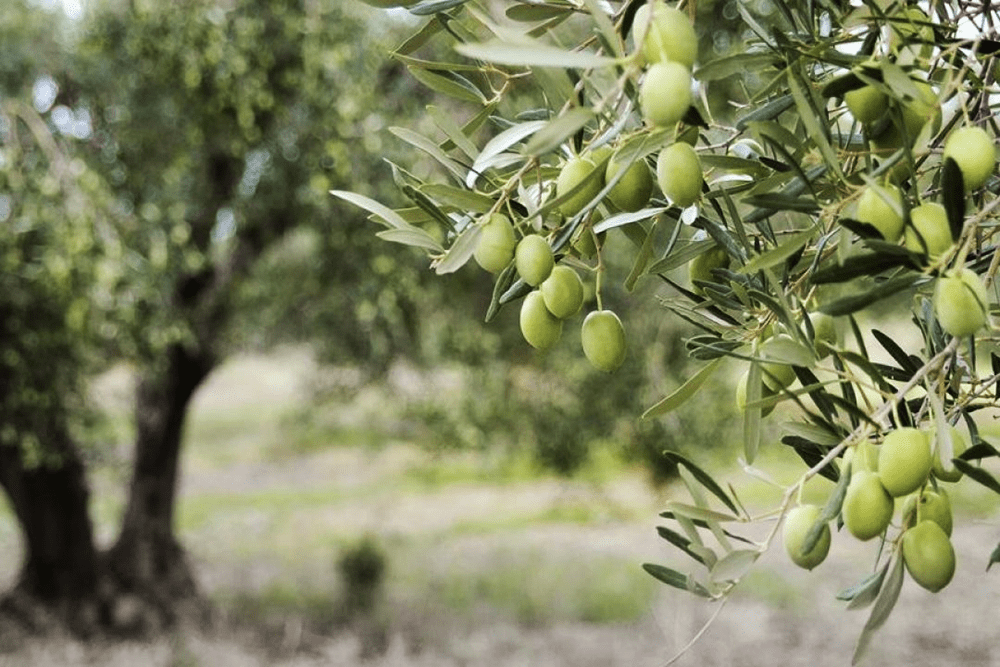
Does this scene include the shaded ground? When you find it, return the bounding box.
[0,347,997,666]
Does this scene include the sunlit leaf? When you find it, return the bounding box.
[643,358,723,419]
[852,556,904,665]
[456,39,619,69]
[710,549,760,583]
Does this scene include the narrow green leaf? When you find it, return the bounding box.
[852,556,904,665]
[433,225,479,274]
[952,460,1000,495]
[506,4,571,21]
[741,194,819,212]
[421,184,496,213]
[837,562,889,610]
[941,157,965,241]
[736,95,794,130]
[331,190,411,230]
[642,358,723,419]
[469,120,546,185]
[872,329,920,375]
[376,228,444,252]
[664,502,738,523]
[743,360,762,464]
[710,549,760,583]
[523,107,595,156]
[988,542,1000,571]
[455,39,619,69]
[642,563,712,598]
[390,126,467,183]
[663,451,739,515]
[818,275,925,316]
[656,525,707,565]
[580,0,620,58]
[788,68,844,180]
[594,207,665,234]
[802,462,849,555]
[739,226,816,275]
[407,67,486,104]
[427,105,479,159]
[409,0,470,16]
[696,52,780,82]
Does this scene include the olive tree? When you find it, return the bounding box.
[339,0,1000,661]
[0,0,438,633]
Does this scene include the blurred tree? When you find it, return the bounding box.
[67,0,430,621]
[0,0,449,632]
[0,0,132,631]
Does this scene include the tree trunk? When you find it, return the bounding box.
[105,342,215,628]
[0,434,103,634]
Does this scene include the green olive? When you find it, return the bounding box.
[943,126,996,191]
[473,213,517,273]
[902,520,956,593]
[842,470,894,541]
[783,504,831,570]
[877,427,932,497]
[855,184,904,243]
[632,1,698,67]
[640,61,692,128]
[934,267,989,338]
[903,202,952,260]
[556,156,603,217]
[581,310,627,372]
[540,265,585,319]
[519,290,562,350]
[515,234,555,287]
[656,142,702,208]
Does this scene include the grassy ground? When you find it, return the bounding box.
[0,346,998,666]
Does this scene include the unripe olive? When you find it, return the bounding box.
[581,310,626,372]
[540,265,584,319]
[842,470,894,541]
[878,427,932,497]
[934,268,989,338]
[903,202,952,259]
[606,154,654,212]
[688,244,729,293]
[783,504,831,570]
[943,126,996,191]
[632,2,698,67]
[855,184,904,242]
[473,213,517,273]
[902,520,956,593]
[758,334,797,392]
[656,142,702,208]
[515,234,554,286]
[639,61,692,128]
[556,156,603,217]
[931,425,967,483]
[809,311,837,357]
[519,290,562,350]
[901,487,953,536]
[845,84,887,126]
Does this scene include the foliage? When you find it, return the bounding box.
[341,0,1000,662]
[0,1,121,464]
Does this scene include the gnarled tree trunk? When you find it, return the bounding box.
[0,433,102,635]
[105,341,215,628]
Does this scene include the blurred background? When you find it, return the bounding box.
[0,1,996,665]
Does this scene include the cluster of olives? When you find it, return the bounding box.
[632,1,704,208]
[845,35,996,339]
[472,214,627,372]
[852,122,996,338]
[784,425,967,593]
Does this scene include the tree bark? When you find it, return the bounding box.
[105,341,215,624]
[0,434,102,634]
